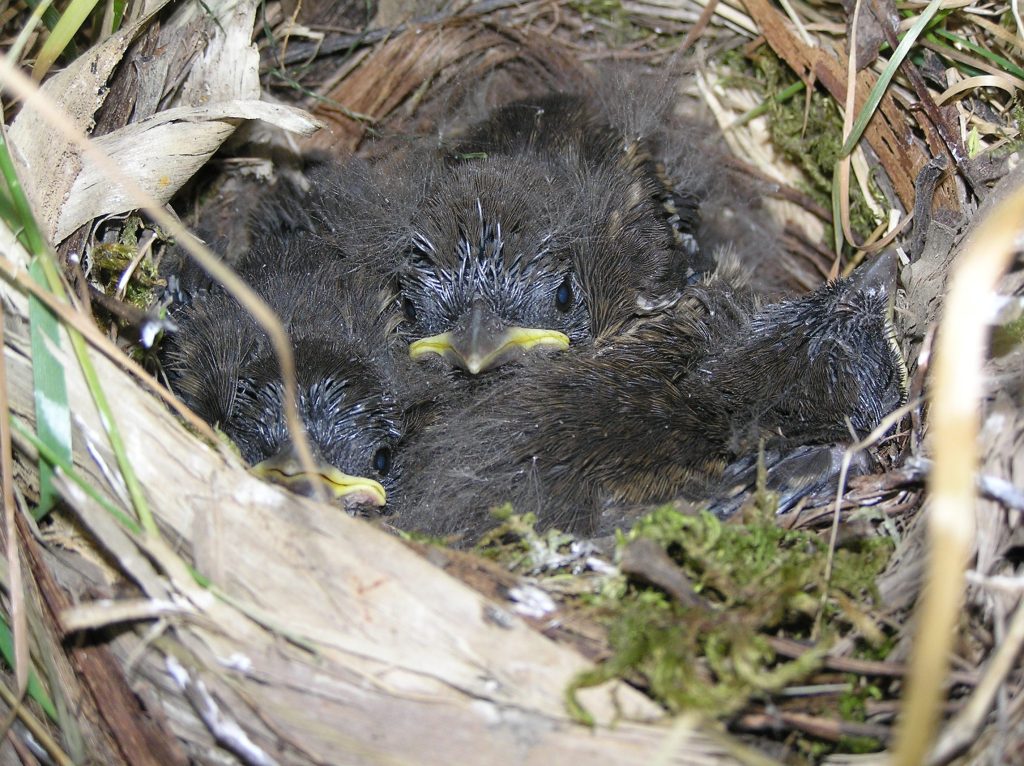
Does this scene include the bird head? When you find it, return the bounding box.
[165,245,421,512]
[228,340,403,510]
[684,251,909,449]
[397,158,590,374]
[806,249,908,435]
[392,132,692,374]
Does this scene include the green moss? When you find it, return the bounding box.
[458,494,894,749]
[829,538,893,603]
[831,680,885,751]
[853,632,897,662]
[839,677,883,719]
[90,215,167,310]
[838,735,884,754]
[991,313,1024,357]
[720,50,880,243]
[473,507,579,572]
[568,502,894,722]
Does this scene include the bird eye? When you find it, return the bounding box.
[402,297,417,322]
[555,276,573,313]
[372,446,392,476]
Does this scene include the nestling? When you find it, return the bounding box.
[164,232,421,511]
[381,92,718,374]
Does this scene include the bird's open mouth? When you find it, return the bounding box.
[253,455,387,508]
[409,326,570,374]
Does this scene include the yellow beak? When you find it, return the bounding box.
[253,445,386,508]
[409,327,570,373]
[408,301,569,374]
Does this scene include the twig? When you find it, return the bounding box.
[680,0,723,51]
[873,0,976,197]
[735,710,891,743]
[903,457,1024,512]
[767,636,980,686]
[813,398,919,640]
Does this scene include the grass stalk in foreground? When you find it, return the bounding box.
[0,126,72,520]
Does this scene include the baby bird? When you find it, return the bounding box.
[164,231,421,511]
[397,253,907,541]
[382,92,715,375]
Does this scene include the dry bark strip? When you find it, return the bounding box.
[8,0,318,245]
[305,25,584,153]
[307,25,501,150]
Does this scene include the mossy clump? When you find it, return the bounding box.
[991,313,1024,357]
[834,678,885,753]
[90,215,167,310]
[568,502,895,721]
[567,0,663,46]
[719,49,882,244]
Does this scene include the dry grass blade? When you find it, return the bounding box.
[0,679,72,766]
[838,0,945,159]
[891,170,1024,766]
[814,398,920,639]
[936,75,1019,105]
[54,99,318,242]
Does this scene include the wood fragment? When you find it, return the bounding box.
[735,710,890,743]
[620,537,703,607]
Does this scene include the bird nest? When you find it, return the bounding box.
[0,0,1022,764]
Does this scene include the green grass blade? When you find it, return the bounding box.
[931,28,1024,81]
[111,0,128,33]
[23,0,65,35]
[10,417,142,535]
[27,261,72,519]
[31,0,102,80]
[0,130,153,534]
[921,40,984,78]
[0,131,72,520]
[730,80,806,129]
[840,0,945,158]
[0,186,20,227]
[0,615,59,722]
[0,130,46,255]
[47,275,158,535]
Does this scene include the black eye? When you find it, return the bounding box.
[555,276,573,313]
[372,446,392,476]
[402,297,417,322]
